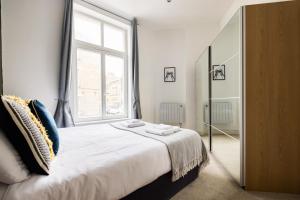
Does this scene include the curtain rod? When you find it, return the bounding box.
[81,0,133,23]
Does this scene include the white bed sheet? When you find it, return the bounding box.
[0,124,171,200]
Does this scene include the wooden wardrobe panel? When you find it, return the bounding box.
[245,1,300,193]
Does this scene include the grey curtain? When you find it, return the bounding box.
[131,18,142,119]
[54,0,74,128]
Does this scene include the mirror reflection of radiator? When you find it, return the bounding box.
[160,103,185,126]
[204,102,233,124]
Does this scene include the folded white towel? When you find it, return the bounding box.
[146,126,181,136]
[154,124,173,130]
[121,121,145,128]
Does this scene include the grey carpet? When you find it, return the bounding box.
[172,136,300,200]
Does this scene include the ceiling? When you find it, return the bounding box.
[88,0,235,29]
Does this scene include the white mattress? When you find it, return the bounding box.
[0,124,171,200]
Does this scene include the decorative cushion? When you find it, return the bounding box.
[0,129,30,184]
[29,100,59,155]
[0,96,54,175]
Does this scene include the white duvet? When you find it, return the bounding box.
[0,124,171,200]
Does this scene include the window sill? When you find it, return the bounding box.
[74,118,130,127]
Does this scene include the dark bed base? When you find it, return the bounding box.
[121,166,200,200]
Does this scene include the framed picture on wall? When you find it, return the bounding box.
[212,65,226,80]
[164,67,176,82]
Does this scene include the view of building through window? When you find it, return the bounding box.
[73,4,129,122]
[105,55,125,116]
[76,48,102,118]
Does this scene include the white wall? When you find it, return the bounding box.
[138,28,186,124]
[138,27,157,122]
[2,0,64,114]
[1,0,220,130]
[138,24,219,129]
[152,30,187,124]
[2,0,257,131]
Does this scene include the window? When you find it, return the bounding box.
[73,2,130,123]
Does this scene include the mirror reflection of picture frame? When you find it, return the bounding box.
[212,65,226,80]
[164,67,176,82]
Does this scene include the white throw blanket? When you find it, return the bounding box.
[111,122,209,182]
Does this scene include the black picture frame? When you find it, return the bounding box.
[212,65,226,80]
[164,67,176,82]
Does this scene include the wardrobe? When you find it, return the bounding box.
[196,0,300,193]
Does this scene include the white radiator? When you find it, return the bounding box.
[204,101,233,124]
[160,103,185,126]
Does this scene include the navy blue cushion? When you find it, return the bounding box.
[29,100,59,155]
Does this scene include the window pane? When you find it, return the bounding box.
[104,24,125,52]
[77,48,101,118]
[105,55,125,116]
[74,12,101,45]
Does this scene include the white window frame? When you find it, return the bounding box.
[72,0,132,124]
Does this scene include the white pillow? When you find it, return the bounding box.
[0,129,30,184]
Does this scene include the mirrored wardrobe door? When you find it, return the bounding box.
[210,9,243,184]
[195,48,210,150]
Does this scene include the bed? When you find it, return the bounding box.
[0,123,208,200]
